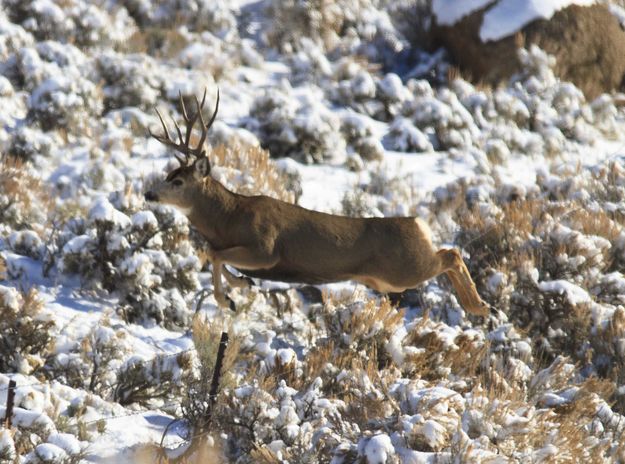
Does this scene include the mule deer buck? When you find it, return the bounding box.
[144,91,489,316]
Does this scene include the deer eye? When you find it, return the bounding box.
[172,179,183,186]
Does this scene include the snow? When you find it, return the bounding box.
[433,0,597,42]
[432,0,493,26]
[609,4,625,27]
[88,197,131,228]
[481,0,596,41]
[421,420,447,449]
[359,433,395,463]
[132,210,158,230]
[538,280,592,306]
[1,1,625,461]
[30,443,67,461]
[0,284,20,310]
[0,429,15,457]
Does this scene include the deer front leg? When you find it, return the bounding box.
[209,246,279,309]
[210,261,234,309]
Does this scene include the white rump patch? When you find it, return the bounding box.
[415,218,433,245]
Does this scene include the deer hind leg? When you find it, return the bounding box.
[436,248,489,316]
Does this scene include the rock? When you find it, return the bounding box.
[430,3,625,99]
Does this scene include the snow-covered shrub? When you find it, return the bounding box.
[48,317,131,397]
[4,0,73,43]
[0,376,89,462]
[7,126,55,161]
[5,43,102,131]
[511,46,606,145]
[247,86,347,164]
[182,319,239,433]
[341,189,383,218]
[334,69,412,122]
[0,158,50,232]
[286,37,333,85]
[265,0,407,66]
[341,112,384,161]
[342,170,421,218]
[28,72,102,131]
[357,433,398,463]
[215,373,354,463]
[59,196,200,327]
[411,87,479,150]
[4,0,133,47]
[122,0,238,38]
[335,69,383,117]
[113,350,193,406]
[7,230,44,260]
[323,298,404,370]
[0,286,55,375]
[401,319,487,380]
[264,0,346,52]
[97,52,161,111]
[452,186,625,371]
[384,117,433,152]
[0,11,35,61]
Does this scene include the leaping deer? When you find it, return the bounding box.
[144,91,489,316]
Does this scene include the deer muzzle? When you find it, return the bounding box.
[144,190,159,202]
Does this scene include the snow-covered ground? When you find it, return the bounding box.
[2,0,625,463]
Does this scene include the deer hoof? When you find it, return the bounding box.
[228,296,236,312]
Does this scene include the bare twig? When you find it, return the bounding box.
[4,380,16,429]
[206,331,229,425]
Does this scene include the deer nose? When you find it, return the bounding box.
[144,191,158,202]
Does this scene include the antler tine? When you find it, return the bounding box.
[149,108,186,165]
[150,107,170,142]
[183,95,201,151]
[195,89,220,155]
[206,88,220,132]
[149,89,219,165]
[178,91,189,122]
[171,117,189,164]
[199,88,207,111]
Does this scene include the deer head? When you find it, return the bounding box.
[144,89,219,210]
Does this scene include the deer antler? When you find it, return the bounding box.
[149,88,220,166]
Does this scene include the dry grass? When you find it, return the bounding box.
[464,360,615,462]
[0,287,55,374]
[132,436,225,464]
[323,297,405,369]
[181,318,242,439]
[209,144,296,203]
[0,157,52,230]
[405,324,489,382]
[121,27,189,58]
[265,0,344,52]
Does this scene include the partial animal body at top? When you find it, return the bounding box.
[144,90,489,316]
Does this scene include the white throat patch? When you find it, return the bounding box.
[177,206,193,216]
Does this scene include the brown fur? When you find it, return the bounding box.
[145,165,489,315]
[145,91,488,316]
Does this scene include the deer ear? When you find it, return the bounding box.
[194,156,211,178]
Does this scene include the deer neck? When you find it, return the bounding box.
[186,179,239,245]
